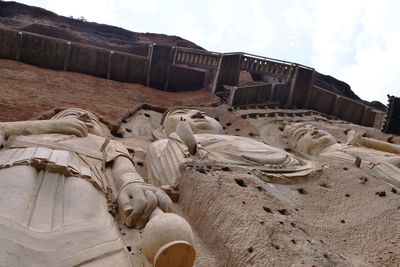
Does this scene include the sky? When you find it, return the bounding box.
[14,0,400,104]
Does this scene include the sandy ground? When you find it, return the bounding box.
[1,59,400,266]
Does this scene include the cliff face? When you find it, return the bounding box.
[0,1,385,110]
[315,72,386,111]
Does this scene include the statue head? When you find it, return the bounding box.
[284,123,337,155]
[52,108,104,136]
[161,107,224,136]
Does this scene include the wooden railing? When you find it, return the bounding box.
[175,47,221,69]
[240,53,295,81]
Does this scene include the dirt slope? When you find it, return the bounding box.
[0,59,218,123]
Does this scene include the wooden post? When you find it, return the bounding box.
[287,65,299,107]
[146,43,154,86]
[211,54,223,95]
[107,50,113,80]
[235,53,243,86]
[332,95,342,117]
[164,46,177,91]
[269,84,276,102]
[358,104,367,125]
[16,32,23,61]
[63,41,71,71]
[227,86,238,106]
[304,69,316,108]
[329,94,340,116]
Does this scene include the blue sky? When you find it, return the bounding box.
[14,0,400,104]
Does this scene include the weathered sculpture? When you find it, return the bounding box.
[146,108,319,187]
[0,108,195,267]
[284,123,400,188]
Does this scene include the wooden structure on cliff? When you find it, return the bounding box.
[0,27,385,129]
[382,95,400,135]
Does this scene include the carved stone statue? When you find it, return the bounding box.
[145,108,319,187]
[0,108,195,267]
[284,123,400,188]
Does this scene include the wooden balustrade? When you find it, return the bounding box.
[175,48,221,70]
[240,54,294,81]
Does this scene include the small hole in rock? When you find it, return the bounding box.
[291,239,296,244]
[136,162,143,167]
[235,128,240,131]
[197,168,206,174]
[274,245,280,250]
[279,221,284,225]
[278,209,289,215]
[226,122,232,126]
[263,207,273,213]
[227,108,233,112]
[144,113,150,117]
[125,128,132,132]
[127,246,131,252]
[340,219,345,223]
[242,201,246,204]
[222,166,231,172]
[323,253,329,259]
[290,222,296,227]
[297,188,307,195]
[234,178,247,187]
[256,186,265,192]
[343,167,348,170]
[248,247,254,253]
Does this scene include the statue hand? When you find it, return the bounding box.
[49,119,88,137]
[118,183,171,229]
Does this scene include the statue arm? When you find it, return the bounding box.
[111,156,171,229]
[358,137,400,154]
[175,120,196,155]
[0,119,88,138]
[347,130,400,154]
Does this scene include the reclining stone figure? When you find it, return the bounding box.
[145,107,319,188]
[0,108,195,267]
[284,123,400,189]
